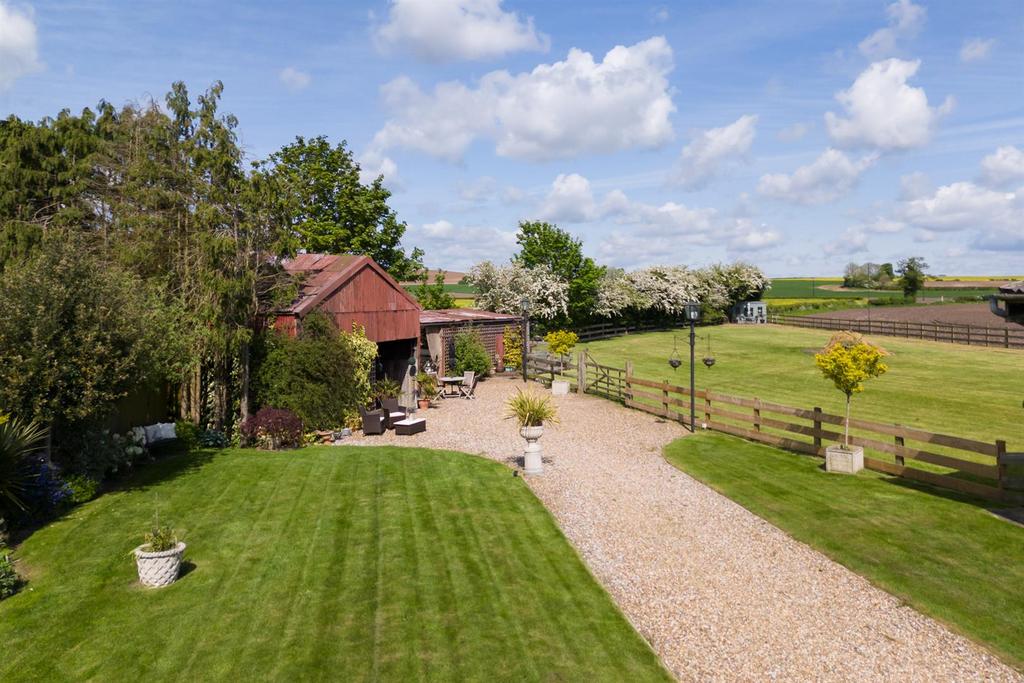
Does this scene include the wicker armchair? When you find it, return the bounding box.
[380,397,408,429]
[359,406,386,435]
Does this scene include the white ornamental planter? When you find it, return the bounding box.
[520,425,545,475]
[134,542,186,588]
[825,444,864,474]
[550,380,570,396]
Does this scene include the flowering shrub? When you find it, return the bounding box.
[0,542,19,599]
[503,325,523,370]
[468,261,569,320]
[19,458,72,516]
[241,408,303,450]
[64,474,100,504]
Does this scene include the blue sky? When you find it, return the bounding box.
[1,0,1022,276]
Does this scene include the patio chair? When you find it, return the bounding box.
[380,397,408,429]
[359,406,386,435]
[460,371,478,399]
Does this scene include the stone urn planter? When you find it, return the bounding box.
[417,398,431,410]
[825,444,864,474]
[134,542,187,588]
[550,379,570,396]
[520,425,545,475]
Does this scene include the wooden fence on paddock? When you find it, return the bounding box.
[575,321,692,343]
[526,350,1023,504]
[772,314,1024,349]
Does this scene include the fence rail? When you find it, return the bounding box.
[527,350,1021,504]
[772,314,1024,349]
[574,321,687,343]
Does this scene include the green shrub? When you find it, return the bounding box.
[142,525,178,552]
[868,296,916,306]
[0,543,19,599]
[65,474,100,505]
[416,373,439,401]
[254,312,377,430]
[454,329,491,377]
[544,330,579,358]
[503,325,523,370]
[175,421,200,451]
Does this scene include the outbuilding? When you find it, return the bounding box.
[275,253,422,386]
[419,308,523,375]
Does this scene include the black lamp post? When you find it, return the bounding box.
[520,297,531,383]
[683,302,702,431]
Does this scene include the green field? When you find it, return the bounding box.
[0,447,668,681]
[765,278,997,300]
[665,432,1024,669]
[579,325,1023,446]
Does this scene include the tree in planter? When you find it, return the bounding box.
[454,329,491,377]
[814,332,889,448]
[544,330,578,371]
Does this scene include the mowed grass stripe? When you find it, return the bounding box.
[1,447,668,681]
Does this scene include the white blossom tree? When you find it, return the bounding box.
[697,262,770,313]
[468,261,569,320]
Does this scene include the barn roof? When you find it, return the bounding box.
[280,253,420,317]
[999,281,1024,294]
[420,308,522,326]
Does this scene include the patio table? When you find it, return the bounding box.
[439,376,464,398]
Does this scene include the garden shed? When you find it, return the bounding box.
[420,309,522,374]
[275,254,422,386]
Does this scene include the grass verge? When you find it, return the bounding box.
[664,432,1024,670]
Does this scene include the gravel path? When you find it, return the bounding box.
[353,376,1020,681]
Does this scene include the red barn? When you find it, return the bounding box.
[274,253,421,386]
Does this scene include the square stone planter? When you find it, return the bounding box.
[825,444,864,474]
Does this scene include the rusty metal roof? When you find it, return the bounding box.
[419,308,522,326]
[999,281,1024,294]
[279,253,420,316]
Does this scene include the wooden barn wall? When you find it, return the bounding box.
[318,266,420,342]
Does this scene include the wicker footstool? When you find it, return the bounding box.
[393,418,426,436]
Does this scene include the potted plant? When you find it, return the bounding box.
[133,524,186,588]
[544,330,578,395]
[814,332,889,474]
[416,372,438,409]
[505,388,559,475]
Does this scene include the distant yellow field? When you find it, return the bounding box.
[929,275,1023,282]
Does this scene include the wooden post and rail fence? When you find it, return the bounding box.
[525,349,1023,504]
[771,314,1024,349]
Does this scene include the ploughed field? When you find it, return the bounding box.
[0,447,669,682]
[811,302,1018,328]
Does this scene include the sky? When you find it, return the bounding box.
[1,0,1022,276]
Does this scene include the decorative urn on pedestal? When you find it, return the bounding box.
[505,389,559,476]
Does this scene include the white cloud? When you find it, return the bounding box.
[899,171,932,199]
[357,150,400,187]
[368,37,676,162]
[539,173,629,223]
[823,227,870,256]
[408,220,518,268]
[0,1,42,90]
[758,148,877,204]
[825,59,953,150]
[979,146,1024,188]
[914,228,937,242]
[899,181,1022,233]
[278,67,311,91]
[776,122,809,142]
[457,176,498,201]
[672,114,758,188]
[858,0,925,58]
[374,0,549,62]
[728,224,782,249]
[864,217,906,233]
[960,38,995,63]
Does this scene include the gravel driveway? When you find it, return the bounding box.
[353,375,1020,681]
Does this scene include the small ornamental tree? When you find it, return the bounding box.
[503,325,523,370]
[544,330,579,370]
[454,328,491,377]
[814,332,889,447]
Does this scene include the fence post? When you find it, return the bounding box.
[1006,329,1010,349]
[996,440,1007,493]
[813,407,822,450]
[704,390,712,427]
[662,380,670,419]
[577,351,586,394]
[894,434,905,466]
[753,398,761,432]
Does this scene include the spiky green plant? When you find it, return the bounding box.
[0,416,48,515]
[504,389,560,428]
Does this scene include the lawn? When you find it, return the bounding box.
[664,432,1024,670]
[578,325,1023,446]
[765,278,997,300]
[0,447,669,682]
